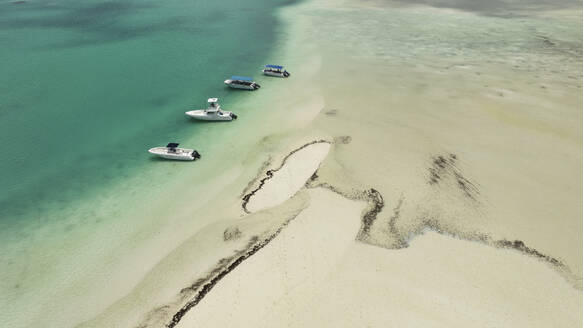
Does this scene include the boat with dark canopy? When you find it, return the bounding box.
[224,76,260,90]
[262,64,290,77]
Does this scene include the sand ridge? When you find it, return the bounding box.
[242,139,332,213]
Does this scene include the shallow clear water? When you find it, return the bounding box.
[0,0,287,230]
[0,0,293,326]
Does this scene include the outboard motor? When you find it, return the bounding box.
[283,71,290,77]
[191,150,201,160]
[230,113,238,119]
[253,83,261,90]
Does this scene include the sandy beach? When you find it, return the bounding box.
[71,0,583,327]
[178,192,583,327]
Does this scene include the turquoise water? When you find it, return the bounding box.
[0,0,294,326]
[0,0,287,229]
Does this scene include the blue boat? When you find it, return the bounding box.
[224,75,260,90]
[262,64,290,77]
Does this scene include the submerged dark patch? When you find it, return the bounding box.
[335,135,352,144]
[0,1,155,29]
[223,227,242,241]
[428,153,479,201]
[536,35,556,48]
[0,1,193,48]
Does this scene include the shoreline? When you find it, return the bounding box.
[0,0,315,327]
[75,0,332,325]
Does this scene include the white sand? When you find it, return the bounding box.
[176,188,366,327]
[177,188,583,328]
[246,142,331,213]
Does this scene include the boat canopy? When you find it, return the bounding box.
[208,98,218,103]
[167,143,179,148]
[265,64,283,69]
[231,76,253,81]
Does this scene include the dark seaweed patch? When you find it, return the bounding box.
[398,217,569,276]
[494,239,565,268]
[335,135,352,144]
[306,155,579,289]
[240,158,272,198]
[306,173,385,242]
[308,171,319,183]
[388,195,407,248]
[358,189,384,238]
[167,210,303,328]
[223,227,242,241]
[428,153,479,201]
[536,35,556,47]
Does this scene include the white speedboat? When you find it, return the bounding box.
[224,76,260,90]
[185,98,237,121]
[148,143,201,161]
[262,64,290,77]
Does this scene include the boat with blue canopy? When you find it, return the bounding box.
[262,64,290,77]
[224,75,260,90]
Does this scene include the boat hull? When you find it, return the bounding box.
[148,147,198,161]
[185,110,236,121]
[262,69,290,77]
[224,80,260,90]
[156,154,194,161]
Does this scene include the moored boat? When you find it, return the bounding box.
[224,76,260,90]
[262,64,290,77]
[185,98,237,121]
[148,143,201,161]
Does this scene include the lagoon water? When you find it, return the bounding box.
[0,0,293,326]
